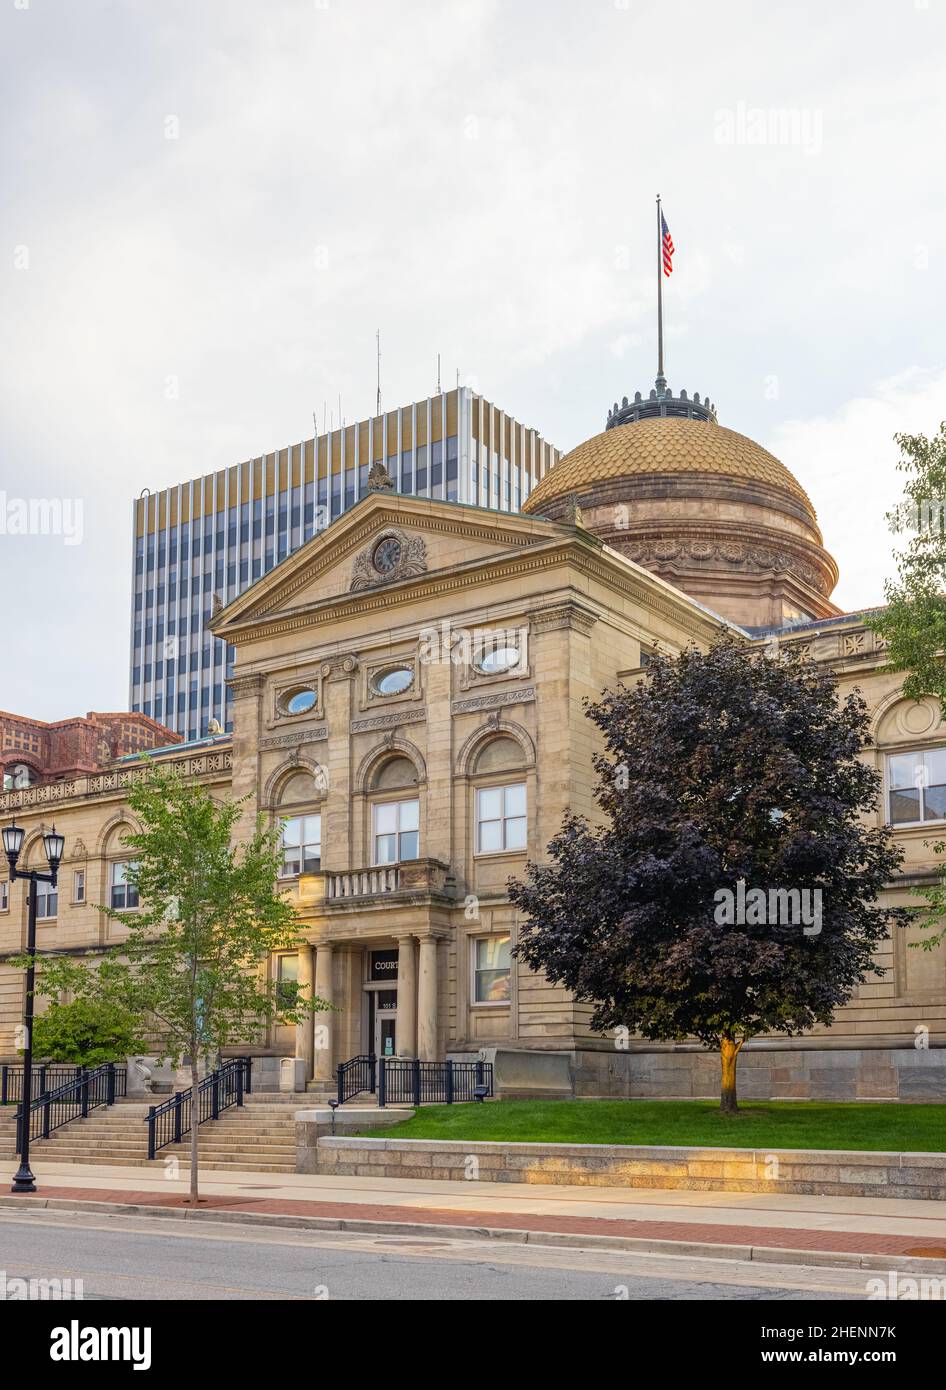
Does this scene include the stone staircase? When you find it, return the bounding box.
[0,1104,19,1161]
[0,1094,305,1174]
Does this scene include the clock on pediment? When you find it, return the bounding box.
[350,528,427,591]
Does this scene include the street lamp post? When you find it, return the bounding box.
[3,819,64,1193]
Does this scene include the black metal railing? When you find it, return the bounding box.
[375,1058,492,1108]
[1,1063,93,1106]
[337,1053,377,1105]
[146,1057,252,1159]
[15,1062,128,1146]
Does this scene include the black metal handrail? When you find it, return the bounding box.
[337,1053,376,1105]
[15,1062,128,1146]
[146,1056,252,1159]
[1,1063,93,1106]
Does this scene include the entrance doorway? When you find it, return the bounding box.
[375,1007,397,1059]
[365,948,400,1058]
[367,988,398,1057]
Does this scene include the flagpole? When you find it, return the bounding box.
[656,193,665,391]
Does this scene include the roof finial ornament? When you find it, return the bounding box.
[367,460,395,492]
[562,493,586,528]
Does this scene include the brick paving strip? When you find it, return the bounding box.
[8,1184,946,1265]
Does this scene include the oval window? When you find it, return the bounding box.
[285,688,317,715]
[477,647,521,675]
[374,667,414,697]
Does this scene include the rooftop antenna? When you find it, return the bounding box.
[338,393,342,429]
[376,329,381,415]
[322,402,327,433]
[437,353,441,395]
[456,368,460,390]
[312,411,318,437]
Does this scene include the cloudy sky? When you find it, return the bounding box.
[2,0,944,722]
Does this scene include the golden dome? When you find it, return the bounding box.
[523,416,817,519]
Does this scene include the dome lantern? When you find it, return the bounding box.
[606,377,717,429]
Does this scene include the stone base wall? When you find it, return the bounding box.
[573,1046,946,1102]
[295,1106,414,1173]
[313,1137,946,1200]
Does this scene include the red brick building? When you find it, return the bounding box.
[0,710,180,789]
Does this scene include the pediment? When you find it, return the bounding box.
[211,493,566,638]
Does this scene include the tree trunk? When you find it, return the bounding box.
[720,1036,742,1114]
[189,1058,200,1203]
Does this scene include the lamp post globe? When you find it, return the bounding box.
[2,819,24,866]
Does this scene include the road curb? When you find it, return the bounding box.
[2,1194,945,1276]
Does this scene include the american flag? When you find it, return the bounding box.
[661,213,675,277]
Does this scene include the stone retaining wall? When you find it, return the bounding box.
[574,1046,946,1101]
[312,1137,946,1200]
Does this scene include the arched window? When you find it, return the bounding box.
[369,756,421,865]
[472,736,529,856]
[276,768,326,877]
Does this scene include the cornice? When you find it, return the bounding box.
[219,537,729,648]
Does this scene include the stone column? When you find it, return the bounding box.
[417,935,439,1062]
[396,935,417,1058]
[320,655,358,866]
[227,672,265,844]
[295,944,316,1081]
[313,942,335,1083]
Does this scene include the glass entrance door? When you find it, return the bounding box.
[375,1010,397,1059]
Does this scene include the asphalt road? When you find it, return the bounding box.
[0,1208,871,1301]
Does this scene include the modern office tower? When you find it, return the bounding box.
[129,387,562,739]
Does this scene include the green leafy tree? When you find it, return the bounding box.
[27,763,324,1202]
[867,422,946,949]
[510,639,907,1113]
[28,997,146,1068]
[869,422,946,710]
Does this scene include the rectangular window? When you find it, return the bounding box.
[473,936,511,1004]
[0,880,8,912]
[476,783,527,853]
[36,879,57,920]
[888,748,946,824]
[110,861,140,910]
[280,815,322,877]
[73,869,85,904]
[373,798,419,865]
[276,953,299,1009]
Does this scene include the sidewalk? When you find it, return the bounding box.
[4,1158,946,1269]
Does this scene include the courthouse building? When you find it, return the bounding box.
[2,379,944,1099]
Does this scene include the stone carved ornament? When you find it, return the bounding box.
[619,537,826,595]
[350,528,428,592]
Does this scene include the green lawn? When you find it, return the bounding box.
[359,1099,946,1152]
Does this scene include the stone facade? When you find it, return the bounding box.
[0,481,944,1099]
